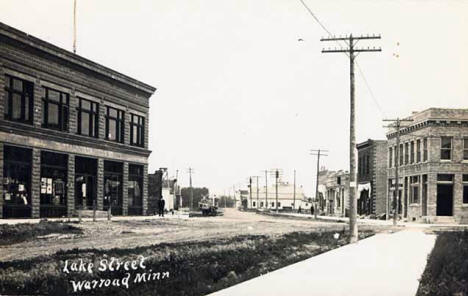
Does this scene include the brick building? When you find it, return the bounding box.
[357,139,388,217]
[317,169,349,217]
[0,23,156,218]
[387,108,468,223]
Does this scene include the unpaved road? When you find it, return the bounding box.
[0,209,388,262]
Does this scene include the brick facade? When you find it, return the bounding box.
[387,108,468,223]
[0,22,155,218]
[357,139,388,217]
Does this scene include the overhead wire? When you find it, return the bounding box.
[297,0,385,118]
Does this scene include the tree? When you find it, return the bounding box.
[180,187,209,208]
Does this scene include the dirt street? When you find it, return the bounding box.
[0,209,380,262]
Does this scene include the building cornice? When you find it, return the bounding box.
[0,22,156,97]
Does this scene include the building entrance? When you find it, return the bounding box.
[436,184,453,216]
[75,157,97,210]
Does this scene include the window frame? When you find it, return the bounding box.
[416,139,421,163]
[4,75,34,124]
[105,106,125,143]
[440,136,452,161]
[42,87,69,131]
[130,113,145,147]
[463,175,468,204]
[464,138,468,161]
[77,97,99,138]
[423,138,428,162]
[410,141,415,164]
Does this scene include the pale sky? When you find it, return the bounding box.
[1,0,467,196]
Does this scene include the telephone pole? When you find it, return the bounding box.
[383,118,413,226]
[251,176,260,209]
[321,34,381,243]
[293,169,296,211]
[188,168,194,211]
[275,170,279,213]
[249,177,252,209]
[262,170,269,210]
[310,149,328,219]
[73,0,77,53]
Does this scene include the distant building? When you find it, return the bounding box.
[148,170,180,213]
[357,139,388,217]
[0,23,156,218]
[246,180,309,211]
[317,170,349,217]
[386,108,468,223]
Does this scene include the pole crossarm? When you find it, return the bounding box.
[320,35,381,42]
[321,32,381,243]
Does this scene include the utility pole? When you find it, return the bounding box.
[293,169,296,211]
[310,149,328,219]
[250,176,260,209]
[188,168,194,212]
[73,0,77,53]
[321,34,381,243]
[383,118,413,226]
[262,170,268,210]
[249,177,252,209]
[275,169,279,213]
[175,170,180,208]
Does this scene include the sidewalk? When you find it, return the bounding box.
[0,212,190,225]
[210,229,436,296]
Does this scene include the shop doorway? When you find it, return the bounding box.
[436,184,453,216]
[75,157,97,210]
[104,161,123,215]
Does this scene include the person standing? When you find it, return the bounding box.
[159,197,165,217]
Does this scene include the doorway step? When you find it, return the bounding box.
[433,216,456,224]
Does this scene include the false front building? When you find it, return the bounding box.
[387,108,468,223]
[0,23,156,218]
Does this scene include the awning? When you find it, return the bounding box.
[357,182,371,199]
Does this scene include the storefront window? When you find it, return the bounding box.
[128,164,143,215]
[40,151,67,217]
[2,146,32,218]
[104,161,123,215]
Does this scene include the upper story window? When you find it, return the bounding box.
[463,175,468,204]
[77,98,99,138]
[42,87,69,131]
[416,139,421,163]
[440,136,452,160]
[464,138,468,161]
[389,147,393,168]
[105,106,124,143]
[130,114,145,147]
[366,155,370,174]
[399,144,403,166]
[404,143,409,165]
[4,75,33,124]
[410,141,415,164]
[423,138,428,161]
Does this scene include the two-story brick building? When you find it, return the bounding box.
[0,22,156,218]
[357,139,388,218]
[387,108,468,223]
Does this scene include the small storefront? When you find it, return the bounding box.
[104,160,123,215]
[75,156,97,210]
[2,145,32,218]
[128,164,143,215]
[40,151,67,217]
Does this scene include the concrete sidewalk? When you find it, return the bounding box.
[0,212,190,224]
[210,229,436,296]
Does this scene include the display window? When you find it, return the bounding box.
[2,146,32,218]
[40,151,67,217]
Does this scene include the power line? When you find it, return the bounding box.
[297,0,385,118]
